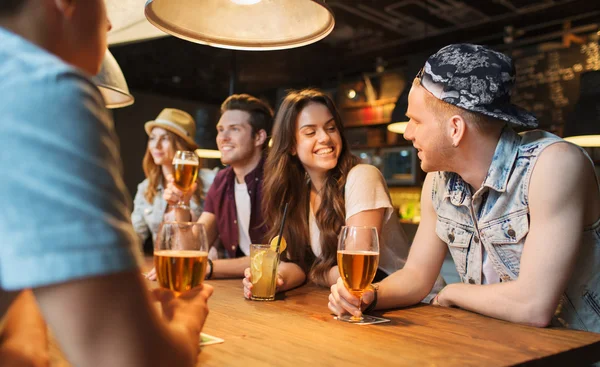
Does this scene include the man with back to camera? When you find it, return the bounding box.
[0,1,213,366]
[329,43,600,332]
[156,94,274,280]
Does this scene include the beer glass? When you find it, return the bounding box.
[337,226,380,323]
[172,150,199,210]
[154,222,209,294]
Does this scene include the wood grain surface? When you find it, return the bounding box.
[48,258,600,367]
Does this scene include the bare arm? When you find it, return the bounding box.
[277,261,307,291]
[329,173,448,316]
[211,256,249,279]
[438,143,595,327]
[33,271,212,367]
[198,211,219,247]
[0,290,48,367]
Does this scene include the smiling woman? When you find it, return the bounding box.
[248,88,442,301]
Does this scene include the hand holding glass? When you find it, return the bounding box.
[337,226,380,323]
[172,150,199,210]
[154,221,209,294]
[250,244,280,301]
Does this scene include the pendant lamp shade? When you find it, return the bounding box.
[106,0,168,45]
[144,0,335,51]
[388,87,410,134]
[195,149,222,159]
[92,50,135,109]
[563,70,600,147]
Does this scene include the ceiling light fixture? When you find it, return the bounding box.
[106,0,168,46]
[195,149,222,159]
[387,122,408,134]
[387,86,410,135]
[230,0,262,5]
[91,50,135,109]
[144,0,335,51]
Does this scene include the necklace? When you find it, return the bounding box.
[312,183,325,196]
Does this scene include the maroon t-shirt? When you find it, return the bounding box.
[204,158,266,258]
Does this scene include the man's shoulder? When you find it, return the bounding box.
[534,141,591,176]
[518,130,562,152]
[212,166,234,185]
[0,30,101,113]
[205,166,233,201]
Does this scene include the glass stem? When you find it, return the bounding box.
[358,294,363,316]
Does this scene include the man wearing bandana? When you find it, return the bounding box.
[329,44,600,333]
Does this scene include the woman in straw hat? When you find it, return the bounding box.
[132,108,204,248]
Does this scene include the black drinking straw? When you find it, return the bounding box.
[275,202,289,252]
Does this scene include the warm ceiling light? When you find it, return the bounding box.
[388,86,410,134]
[195,149,222,159]
[388,122,408,134]
[230,0,262,4]
[563,135,600,147]
[144,0,335,51]
[106,0,168,45]
[91,50,134,109]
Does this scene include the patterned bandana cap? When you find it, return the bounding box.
[418,43,538,128]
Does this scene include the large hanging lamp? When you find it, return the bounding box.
[91,50,135,109]
[195,149,222,159]
[144,0,335,51]
[387,87,410,134]
[563,70,600,147]
[106,0,168,45]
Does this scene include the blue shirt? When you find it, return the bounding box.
[0,27,140,290]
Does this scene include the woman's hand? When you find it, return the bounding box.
[328,277,375,318]
[430,285,452,307]
[242,267,284,300]
[145,267,157,281]
[163,174,196,206]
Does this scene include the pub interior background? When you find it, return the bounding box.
[107,0,600,281]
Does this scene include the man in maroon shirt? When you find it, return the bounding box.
[163,94,273,279]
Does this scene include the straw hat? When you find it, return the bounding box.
[145,108,198,149]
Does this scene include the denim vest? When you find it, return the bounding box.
[432,126,600,332]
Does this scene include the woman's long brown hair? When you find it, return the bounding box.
[142,130,203,205]
[262,89,358,286]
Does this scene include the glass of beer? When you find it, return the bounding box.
[172,150,199,210]
[337,226,380,323]
[154,222,209,294]
[250,244,280,301]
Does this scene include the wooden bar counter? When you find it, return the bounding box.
[50,272,600,366]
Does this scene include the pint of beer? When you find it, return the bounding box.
[336,226,380,323]
[171,150,199,210]
[154,222,209,293]
[173,156,199,191]
[337,250,379,297]
[155,250,208,292]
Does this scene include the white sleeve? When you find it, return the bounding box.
[344,164,393,221]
